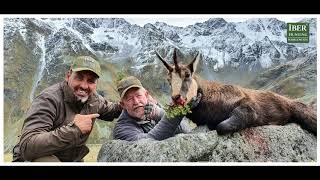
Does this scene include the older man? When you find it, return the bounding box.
[113,76,201,141]
[12,56,122,162]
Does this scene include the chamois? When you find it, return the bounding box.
[156,48,317,136]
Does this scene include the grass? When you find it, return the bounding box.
[84,144,103,162]
[4,144,103,163]
[275,77,305,99]
[4,153,12,162]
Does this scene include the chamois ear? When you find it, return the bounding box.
[188,51,201,74]
[155,51,173,72]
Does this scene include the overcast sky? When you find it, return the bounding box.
[125,16,307,27]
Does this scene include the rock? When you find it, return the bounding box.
[97,123,316,162]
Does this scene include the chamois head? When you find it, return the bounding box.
[156,48,201,105]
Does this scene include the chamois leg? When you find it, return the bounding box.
[216,115,246,135]
[216,103,257,135]
[290,101,317,135]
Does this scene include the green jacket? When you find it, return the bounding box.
[12,81,122,162]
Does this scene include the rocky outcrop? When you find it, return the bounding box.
[97,123,316,162]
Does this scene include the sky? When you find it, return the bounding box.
[125,16,307,27]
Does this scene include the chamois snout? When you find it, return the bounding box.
[172,94,186,106]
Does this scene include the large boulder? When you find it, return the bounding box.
[97,123,316,162]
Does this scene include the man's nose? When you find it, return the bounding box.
[79,81,89,89]
[132,97,140,104]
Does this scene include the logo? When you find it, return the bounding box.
[287,23,309,43]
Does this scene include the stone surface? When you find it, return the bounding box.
[97,123,316,162]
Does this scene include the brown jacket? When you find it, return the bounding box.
[12,81,122,162]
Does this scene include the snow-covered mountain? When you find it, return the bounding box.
[5,18,316,72]
[4,17,317,106]
[4,17,316,101]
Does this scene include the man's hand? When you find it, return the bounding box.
[73,114,100,134]
[144,102,161,121]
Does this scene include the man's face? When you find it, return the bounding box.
[120,87,149,119]
[66,70,98,103]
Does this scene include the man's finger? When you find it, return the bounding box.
[85,113,100,119]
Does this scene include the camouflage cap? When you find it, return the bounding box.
[71,56,101,78]
[117,76,144,99]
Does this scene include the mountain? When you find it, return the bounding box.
[3,17,317,153]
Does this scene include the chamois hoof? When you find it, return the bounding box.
[216,123,233,135]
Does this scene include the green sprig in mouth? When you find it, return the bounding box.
[164,104,192,119]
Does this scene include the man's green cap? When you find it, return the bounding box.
[117,76,144,99]
[71,56,101,78]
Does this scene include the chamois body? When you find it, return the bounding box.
[187,76,316,135]
[156,48,317,136]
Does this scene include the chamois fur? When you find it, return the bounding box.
[156,48,317,136]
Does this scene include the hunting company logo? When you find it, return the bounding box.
[287,23,309,43]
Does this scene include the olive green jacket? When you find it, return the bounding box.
[12,81,122,162]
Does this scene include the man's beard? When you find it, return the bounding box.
[73,88,90,103]
[75,95,89,103]
[130,106,145,119]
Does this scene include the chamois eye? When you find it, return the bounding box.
[185,73,191,78]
